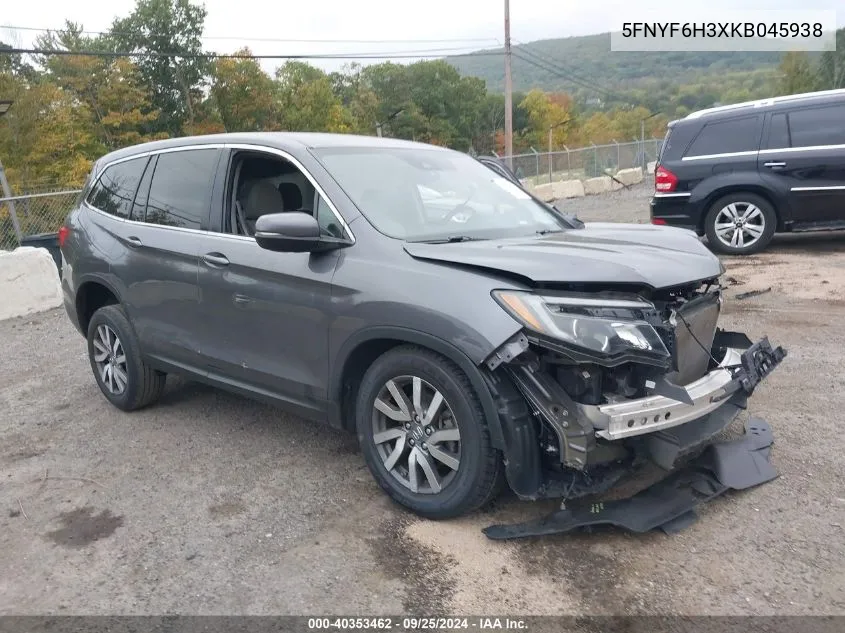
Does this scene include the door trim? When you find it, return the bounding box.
[790,185,845,192]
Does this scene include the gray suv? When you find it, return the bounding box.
[59,133,784,519]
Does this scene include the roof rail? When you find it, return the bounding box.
[685,88,845,120]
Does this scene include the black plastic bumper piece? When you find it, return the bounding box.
[483,417,777,540]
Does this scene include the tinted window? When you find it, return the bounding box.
[788,104,845,148]
[315,194,343,238]
[145,149,219,229]
[86,157,148,219]
[685,116,761,157]
[132,156,156,221]
[767,114,790,149]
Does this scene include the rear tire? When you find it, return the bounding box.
[704,193,776,255]
[355,345,503,519]
[87,305,166,411]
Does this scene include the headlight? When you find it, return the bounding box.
[492,290,669,358]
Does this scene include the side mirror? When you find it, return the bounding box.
[254,212,323,253]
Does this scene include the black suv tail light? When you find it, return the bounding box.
[655,165,678,193]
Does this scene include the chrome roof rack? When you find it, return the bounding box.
[685,88,845,120]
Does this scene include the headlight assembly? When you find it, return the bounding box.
[492,290,669,359]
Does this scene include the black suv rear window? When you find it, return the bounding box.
[685,115,761,158]
[86,157,148,219]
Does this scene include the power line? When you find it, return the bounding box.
[0,24,501,46]
[512,49,629,101]
[514,41,622,99]
[1,47,502,61]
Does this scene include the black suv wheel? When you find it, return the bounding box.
[355,345,503,519]
[704,193,776,255]
[87,305,166,411]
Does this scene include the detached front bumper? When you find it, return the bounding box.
[581,337,785,441]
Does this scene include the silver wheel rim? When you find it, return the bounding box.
[714,202,765,249]
[92,325,128,395]
[371,375,461,495]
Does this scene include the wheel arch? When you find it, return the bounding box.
[75,276,123,335]
[329,327,505,450]
[699,186,784,233]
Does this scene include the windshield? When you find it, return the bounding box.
[312,147,568,242]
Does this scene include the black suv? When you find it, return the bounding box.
[60,133,783,520]
[650,89,845,255]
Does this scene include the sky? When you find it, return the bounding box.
[1,0,841,73]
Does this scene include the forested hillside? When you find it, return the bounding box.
[447,33,826,115]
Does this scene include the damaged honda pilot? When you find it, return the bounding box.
[60,133,785,529]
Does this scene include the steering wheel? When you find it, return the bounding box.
[443,204,476,224]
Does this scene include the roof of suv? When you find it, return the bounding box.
[94,132,448,168]
[676,88,845,125]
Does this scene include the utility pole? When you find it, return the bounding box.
[504,0,514,170]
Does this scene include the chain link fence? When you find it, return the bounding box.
[501,138,664,187]
[1,189,81,251]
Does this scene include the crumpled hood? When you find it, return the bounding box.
[403,223,724,289]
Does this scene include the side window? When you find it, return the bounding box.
[685,115,761,158]
[85,157,148,219]
[145,149,219,229]
[766,113,790,150]
[132,156,156,221]
[315,194,343,239]
[788,104,845,148]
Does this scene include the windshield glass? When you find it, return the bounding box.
[312,147,568,242]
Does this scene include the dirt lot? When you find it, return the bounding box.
[2,184,844,616]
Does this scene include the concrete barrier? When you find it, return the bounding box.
[531,183,556,202]
[583,176,613,195]
[616,167,644,186]
[552,179,585,199]
[0,247,63,321]
[647,161,657,175]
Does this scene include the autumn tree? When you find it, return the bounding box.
[519,89,574,149]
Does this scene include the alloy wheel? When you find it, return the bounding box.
[371,375,461,494]
[92,324,128,395]
[713,201,765,249]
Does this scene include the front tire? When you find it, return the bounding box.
[704,193,776,255]
[87,305,166,411]
[356,345,503,519]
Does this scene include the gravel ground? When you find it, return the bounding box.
[2,188,844,616]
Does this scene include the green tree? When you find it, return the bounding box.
[110,0,209,135]
[817,28,845,89]
[274,61,348,133]
[779,52,816,95]
[210,48,278,132]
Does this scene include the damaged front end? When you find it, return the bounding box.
[483,279,786,510]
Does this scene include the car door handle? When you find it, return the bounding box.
[201,252,229,267]
[233,294,252,305]
[127,236,143,248]
[764,162,786,170]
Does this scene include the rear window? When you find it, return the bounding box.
[86,157,148,219]
[684,115,761,158]
[787,104,845,148]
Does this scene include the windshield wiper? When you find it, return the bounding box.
[535,229,565,235]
